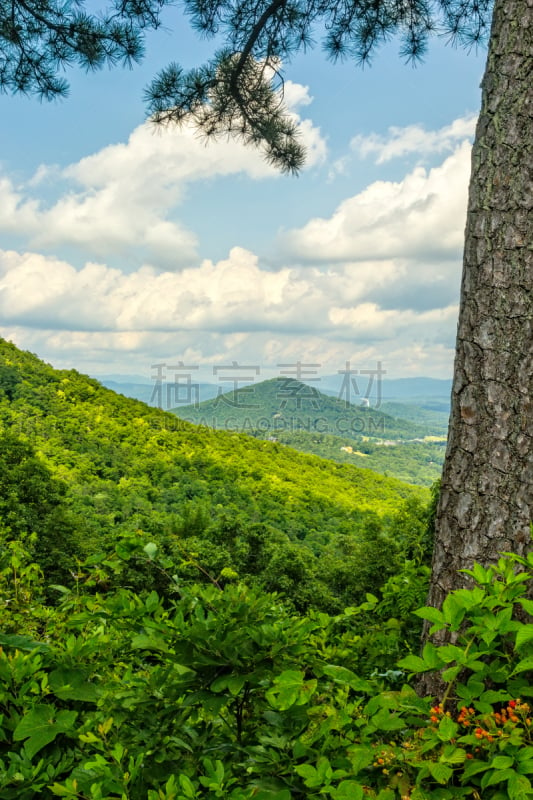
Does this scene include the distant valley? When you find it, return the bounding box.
[97,373,450,486]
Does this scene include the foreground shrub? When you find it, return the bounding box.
[0,537,531,799]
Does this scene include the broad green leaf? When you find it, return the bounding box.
[49,668,98,703]
[144,590,160,612]
[428,762,453,784]
[130,634,171,652]
[50,780,80,796]
[13,705,77,759]
[143,542,158,559]
[322,664,372,692]
[210,674,246,695]
[461,759,491,781]
[515,624,533,651]
[0,633,50,652]
[470,562,491,584]
[347,746,374,774]
[330,780,364,799]
[440,746,466,765]
[371,707,405,731]
[508,772,532,800]
[266,670,310,710]
[490,756,514,770]
[480,689,511,704]
[422,641,443,669]
[441,665,461,683]
[437,715,458,741]
[295,764,318,783]
[414,607,445,625]
[512,657,533,675]
[482,768,515,789]
[178,774,196,798]
[442,594,466,628]
[519,599,533,616]
[437,644,464,663]
[396,654,428,673]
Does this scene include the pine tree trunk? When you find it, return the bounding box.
[418,0,533,695]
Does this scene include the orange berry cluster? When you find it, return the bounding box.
[493,699,530,726]
[429,703,452,724]
[429,699,531,736]
[473,699,531,742]
[457,706,475,726]
[474,726,495,742]
[372,747,396,772]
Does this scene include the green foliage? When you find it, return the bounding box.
[173,377,431,442]
[266,432,445,487]
[172,378,447,486]
[0,367,21,401]
[1,535,532,800]
[0,431,81,586]
[145,0,492,169]
[9,336,529,799]
[0,0,168,99]
[0,338,428,612]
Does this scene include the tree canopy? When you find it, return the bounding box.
[0,0,168,99]
[2,0,493,168]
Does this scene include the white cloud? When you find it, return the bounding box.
[0,88,326,267]
[351,114,477,164]
[0,115,474,380]
[0,240,459,380]
[281,141,471,262]
[1,320,457,383]
[0,247,320,333]
[283,80,314,110]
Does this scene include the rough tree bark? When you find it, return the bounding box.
[418,0,533,694]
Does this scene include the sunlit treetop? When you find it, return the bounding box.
[2,0,493,170]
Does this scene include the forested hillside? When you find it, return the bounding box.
[0,338,428,611]
[172,377,430,440]
[261,431,445,487]
[171,378,447,485]
[1,338,532,800]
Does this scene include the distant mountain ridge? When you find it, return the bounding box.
[170,376,433,441]
[96,372,452,410]
[87,371,449,486]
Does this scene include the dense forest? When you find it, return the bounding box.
[1,338,532,799]
[0,339,429,611]
[249,431,445,488]
[172,378,431,440]
[171,378,447,486]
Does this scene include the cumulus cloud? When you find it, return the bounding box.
[0,88,326,267]
[0,240,459,379]
[0,114,474,379]
[281,141,471,262]
[0,321,457,384]
[0,247,314,332]
[351,114,477,164]
[0,245,459,334]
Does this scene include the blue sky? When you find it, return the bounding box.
[0,5,487,385]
